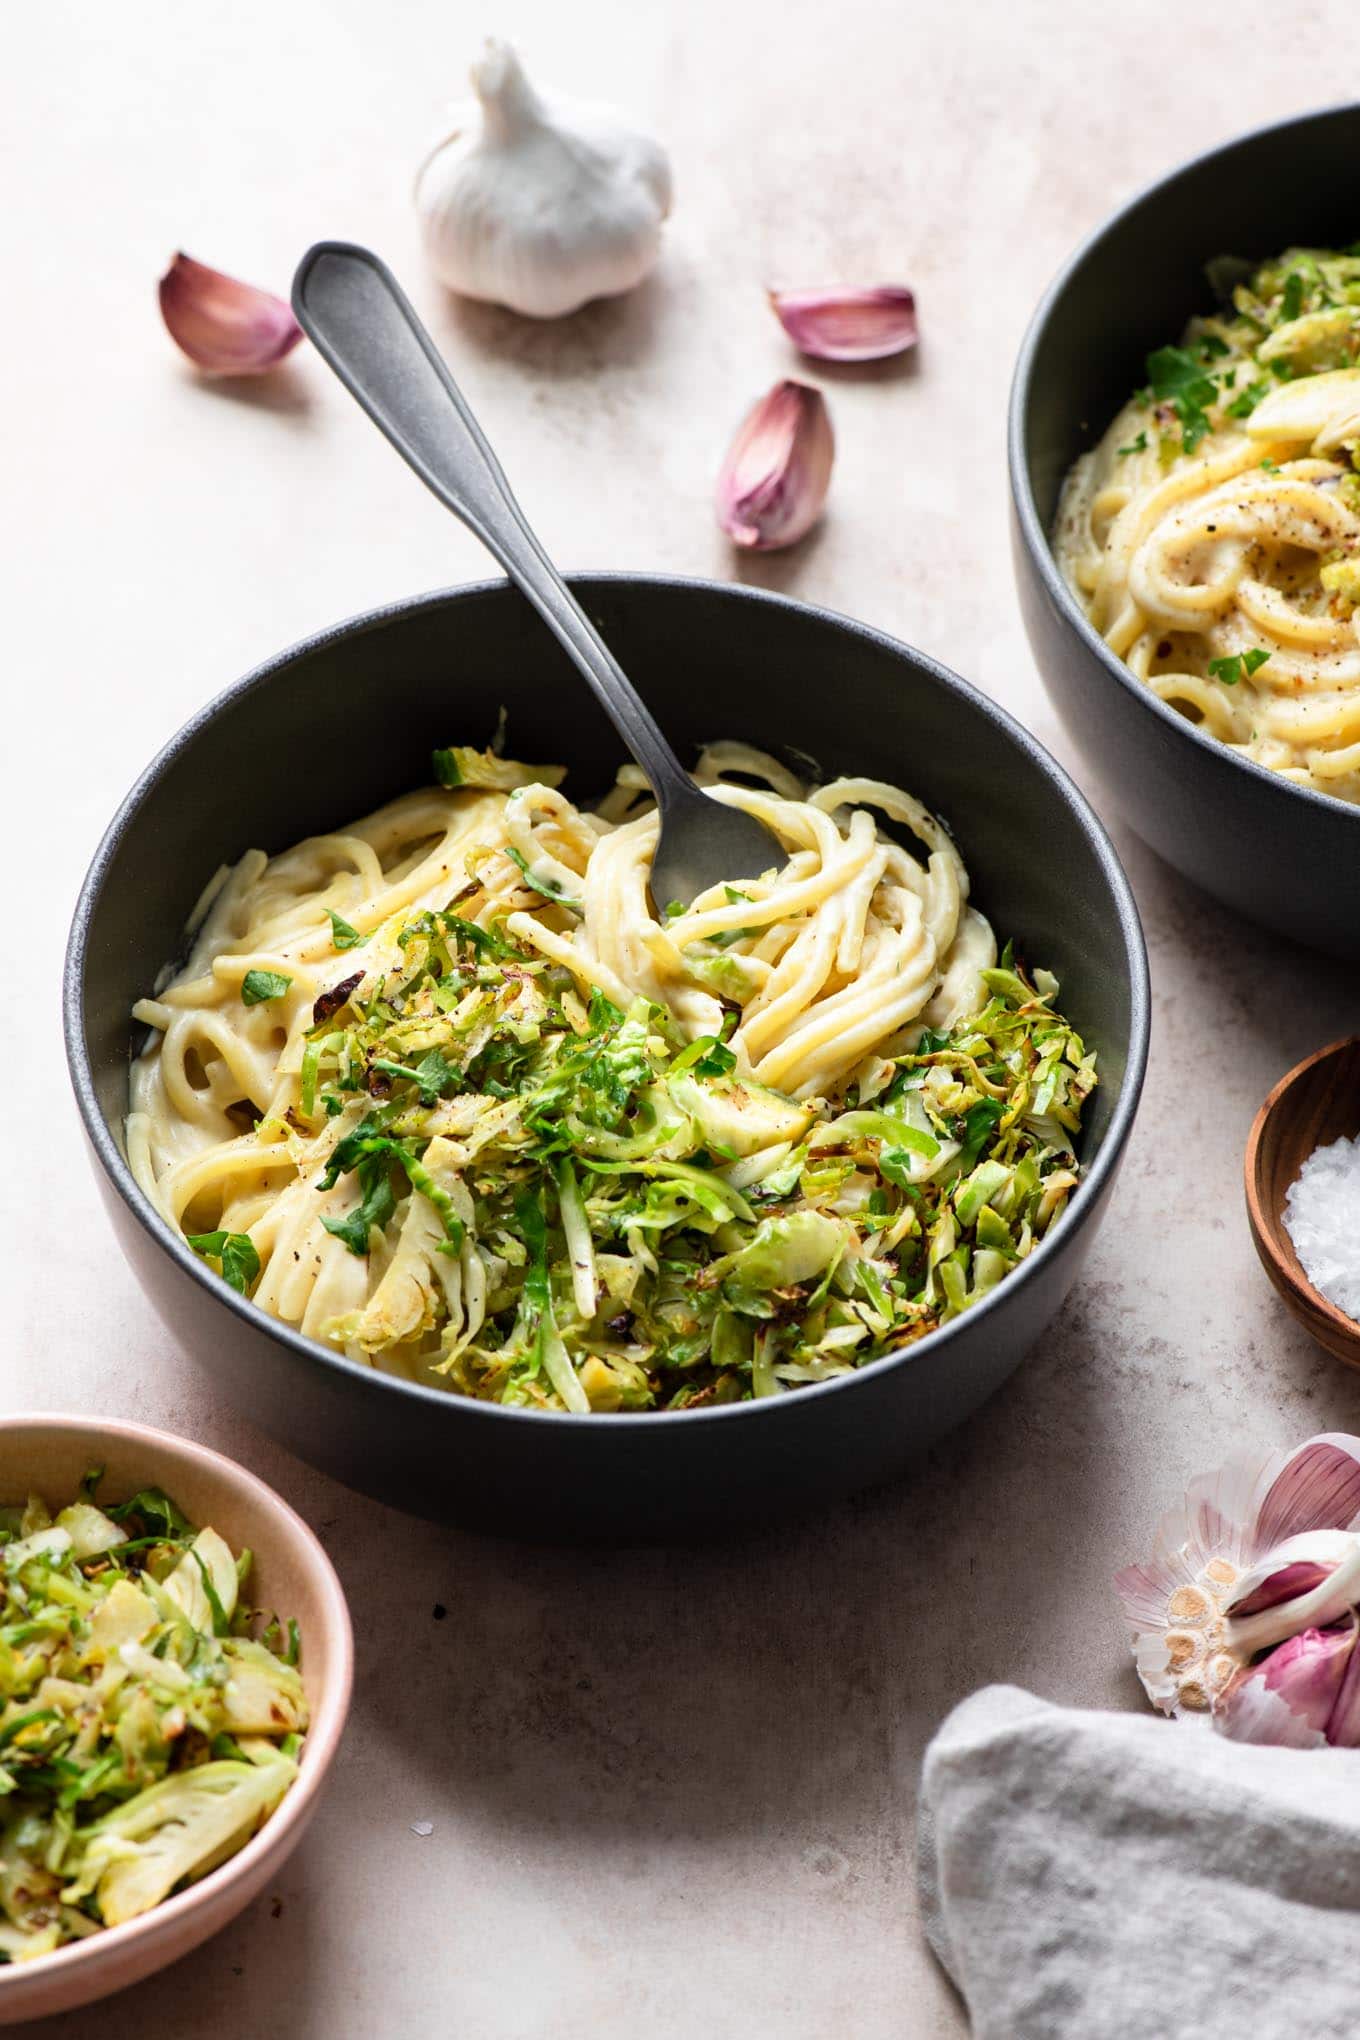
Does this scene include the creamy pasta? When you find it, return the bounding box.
[1055,245,1360,802]
[126,741,1094,1410]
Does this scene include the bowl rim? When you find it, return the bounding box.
[1243,1034,1360,1350]
[0,1411,353,1994]
[64,571,1150,1435]
[1007,98,1360,827]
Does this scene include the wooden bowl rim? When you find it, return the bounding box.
[1245,1034,1360,1351]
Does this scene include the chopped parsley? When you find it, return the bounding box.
[186,1229,260,1294]
[326,909,365,950]
[1226,378,1269,419]
[319,1151,396,1257]
[369,1046,459,1101]
[1145,345,1218,454]
[1207,648,1272,686]
[240,969,292,1006]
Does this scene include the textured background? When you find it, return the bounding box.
[7,4,1360,2033]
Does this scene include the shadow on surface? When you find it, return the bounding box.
[317,1293,1123,1865]
[429,271,670,382]
[25,1851,320,2040]
[779,343,923,389]
[1100,831,1356,1063]
[729,521,829,597]
[190,362,316,423]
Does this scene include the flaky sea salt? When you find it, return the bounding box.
[1283,1133,1360,1323]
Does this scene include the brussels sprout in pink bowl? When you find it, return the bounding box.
[0,1415,351,2024]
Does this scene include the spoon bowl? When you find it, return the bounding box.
[1245,1036,1360,1368]
[647,782,783,915]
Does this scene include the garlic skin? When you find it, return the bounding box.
[1217,1620,1360,1749]
[158,254,302,376]
[768,286,919,363]
[716,381,834,552]
[1114,1432,1360,1743]
[414,41,672,319]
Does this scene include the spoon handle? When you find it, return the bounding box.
[292,241,695,814]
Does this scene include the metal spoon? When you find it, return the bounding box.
[291,241,783,908]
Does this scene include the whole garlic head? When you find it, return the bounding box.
[414,41,673,320]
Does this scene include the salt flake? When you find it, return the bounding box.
[1284,1133,1360,1322]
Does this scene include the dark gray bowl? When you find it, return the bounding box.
[65,578,1148,1537]
[1010,103,1360,959]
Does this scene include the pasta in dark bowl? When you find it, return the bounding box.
[65,577,1147,1536]
[1010,102,1360,958]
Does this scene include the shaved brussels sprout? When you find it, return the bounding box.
[431,744,565,792]
[0,1475,305,1958]
[64,1755,295,1927]
[269,896,1094,1412]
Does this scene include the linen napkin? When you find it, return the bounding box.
[918,1684,1360,2039]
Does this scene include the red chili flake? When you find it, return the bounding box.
[312,972,363,1025]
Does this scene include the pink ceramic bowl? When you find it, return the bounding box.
[0,1415,353,2024]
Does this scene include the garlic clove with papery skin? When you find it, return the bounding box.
[1224,1533,1360,1659]
[768,286,919,363]
[414,41,672,320]
[716,381,834,552]
[1224,1528,1356,1619]
[1217,1621,1360,1749]
[158,254,302,375]
[1115,1432,1360,1741]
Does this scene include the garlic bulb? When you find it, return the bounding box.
[414,41,672,319]
[1114,1431,1360,1741]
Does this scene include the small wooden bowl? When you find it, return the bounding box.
[1245,1037,1360,1367]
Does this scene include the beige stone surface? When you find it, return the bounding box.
[7,3,1360,2033]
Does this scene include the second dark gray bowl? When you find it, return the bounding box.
[65,577,1147,1537]
[1010,102,1360,959]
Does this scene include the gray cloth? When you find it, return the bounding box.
[918,1684,1360,2039]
